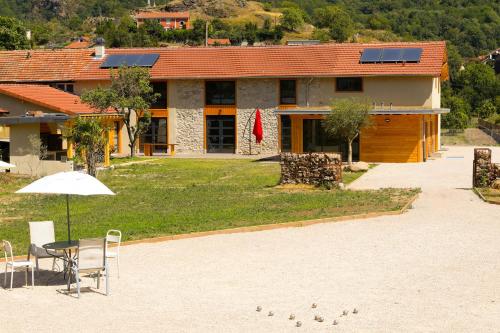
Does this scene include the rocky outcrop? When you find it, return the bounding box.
[165,0,247,18]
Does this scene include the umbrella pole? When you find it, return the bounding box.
[66,194,71,243]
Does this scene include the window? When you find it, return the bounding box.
[280,80,296,105]
[336,77,362,92]
[206,81,236,105]
[151,82,167,109]
[280,115,292,152]
[53,83,74,94]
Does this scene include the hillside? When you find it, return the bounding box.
[0,0,498,59]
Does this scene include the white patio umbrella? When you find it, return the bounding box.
[16,171,115,243]
[0,161,16,169]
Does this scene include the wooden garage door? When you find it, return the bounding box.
[360,115,422,163]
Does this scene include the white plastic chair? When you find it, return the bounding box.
[3,240,34,290]
[71,238,109,298]
[27,221,63,273]
[105,230,121,278]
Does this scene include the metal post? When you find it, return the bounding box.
[66,194,71,243]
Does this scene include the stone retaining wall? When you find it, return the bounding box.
[473,148,500,187]
[280,153,342,187]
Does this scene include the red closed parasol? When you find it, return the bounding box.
[252,109,263,143]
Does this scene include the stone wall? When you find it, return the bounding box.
[473,148,500,187]
[170,80,205,153]
[237,79,279,155]
[280,153,342,187]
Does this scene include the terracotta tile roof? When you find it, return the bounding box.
[135,11,190,19]
[0,49,96,82]
[65,40,92,49]
[0,107,8,113]
[80,41,447,80]
[0,84,100,115]
[0,41,447,82]
[207,39,231,46]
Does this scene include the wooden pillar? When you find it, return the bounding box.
[104,130,110,167]
[67,139,74,159]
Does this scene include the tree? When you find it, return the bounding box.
[0,16,29,50]
[81,66,158,157]
[324,98,372,166]
[313,6,353,42]
[69,117,107,177]
[455,63,499,112]
[280,8,304,32]
[441,95,470,130]
[477,100,496,119]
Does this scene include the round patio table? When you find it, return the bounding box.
[43,240,79,291]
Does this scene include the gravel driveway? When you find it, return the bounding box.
[1,146,499,332]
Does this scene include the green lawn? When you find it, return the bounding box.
[475,187,500,204]
[0,160,417,255]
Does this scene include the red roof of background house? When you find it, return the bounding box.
[0,41,447,82]
[0,84,101,115]
[0,107,8,113]
[207,38,231,46]
[135,11,190,19]
[65,37,92,49]
[0,49,95,82]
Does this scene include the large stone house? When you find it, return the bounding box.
[0,41,449,175]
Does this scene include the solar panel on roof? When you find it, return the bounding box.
[360,48,382,63]
[100,54,160,68]
[136,54,160,67]
[381,48,403,62]
[360,47,423,64]
[401,48,423,62]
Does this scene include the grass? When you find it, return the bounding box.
[0,160,417,255]
[475,187,500,204]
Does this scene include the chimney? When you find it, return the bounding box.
[95,37,105,58]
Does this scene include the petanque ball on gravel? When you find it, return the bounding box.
[311,303,317,308]
[353,308,358,314]
[318,317,324,322]
[289,314,295,320]
[296,321,302,327]
[268,311,274,317]
[256,306,262,312]
[333,320,338,325]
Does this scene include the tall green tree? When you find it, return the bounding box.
[81,66,158,157]
[0,16,29,50]
[69,117,108,177]
[313,6,353,42]
[441,95,470,130]
[324,98,372,166]
[455,63,499,112]
[280,8,304,32]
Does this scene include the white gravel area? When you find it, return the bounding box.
[1,146,500,332]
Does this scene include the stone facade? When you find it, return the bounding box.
[236,79,279,155]
[170,80,205,153]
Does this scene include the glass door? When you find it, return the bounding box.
[140,118,168,154]
[206,115,235,153]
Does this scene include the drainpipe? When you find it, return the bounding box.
[305,78,314,107]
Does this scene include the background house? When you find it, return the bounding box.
[134,11,190,30]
